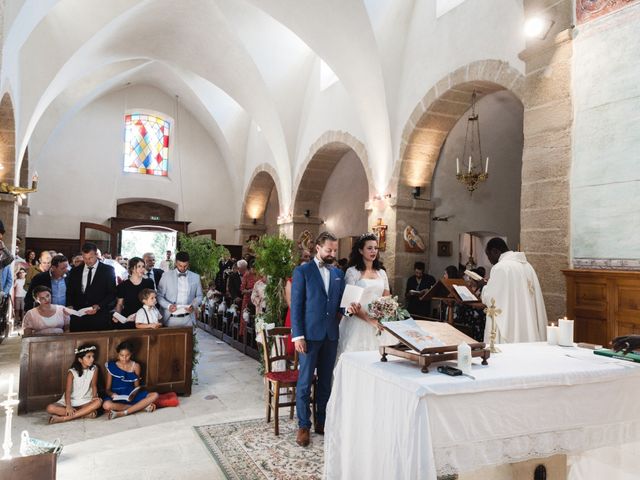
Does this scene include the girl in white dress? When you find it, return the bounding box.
[337,234,390,357]
[46,345,102,423]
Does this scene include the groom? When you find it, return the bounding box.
[291,231,345,447]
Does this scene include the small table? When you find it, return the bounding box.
[324,343,640,479]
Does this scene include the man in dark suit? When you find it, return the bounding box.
[66,242,116,331]
[143,252,164,289]
[405,261,436,317]
[291,232,345,447]
[25,254,69,311]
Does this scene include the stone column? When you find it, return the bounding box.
[368,195,434,301]
[277,215,323,247]
[519,0,574,321]
[0,194,18,251]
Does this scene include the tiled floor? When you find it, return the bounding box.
[0,330,266,479]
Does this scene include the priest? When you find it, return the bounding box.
[481,238,547,343]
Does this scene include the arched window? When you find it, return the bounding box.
[123,113,170,176]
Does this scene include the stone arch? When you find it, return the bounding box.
[394,60,525,199]
[240,164,281,226]
[0,92,19,249]
[293,131,373,216]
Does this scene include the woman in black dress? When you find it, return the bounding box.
[112,257,155,329]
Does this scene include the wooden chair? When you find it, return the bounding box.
[261,327,315,435]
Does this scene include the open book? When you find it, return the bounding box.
[382,319,444,354]
[111,386,143,402]
[340,284,364,308]
[173,305,192,315]
[464,270,483,281]
[112,312,131,324]
[452,284,478,302]
[64,306,94,317]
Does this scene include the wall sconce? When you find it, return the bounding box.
[412,186,421,199]
[524,16,555,40]
[0,172,38,197]
[304,209,311,218]
[252,218,257,225]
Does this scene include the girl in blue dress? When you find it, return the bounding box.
[103,341,159,419]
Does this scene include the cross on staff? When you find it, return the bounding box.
[484,298,502,353]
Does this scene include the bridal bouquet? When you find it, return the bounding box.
[368,296,410,335]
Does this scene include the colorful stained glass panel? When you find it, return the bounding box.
[124,113,170,176]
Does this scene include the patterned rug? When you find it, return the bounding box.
[194,417,324,480]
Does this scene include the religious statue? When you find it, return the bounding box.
[297,230,314,252]
[0,173,38,197]
[372,218,388,251]
[403,225,425,253]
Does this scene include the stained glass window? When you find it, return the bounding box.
[123,113,170,176]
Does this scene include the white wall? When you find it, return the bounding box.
[428,91,523,277]
[319,150,368,240]
[572,5,640,261]
[28,85,238,243]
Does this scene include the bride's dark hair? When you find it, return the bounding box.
[348,233,382,272]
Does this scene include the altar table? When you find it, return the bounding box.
[324,343,640,479]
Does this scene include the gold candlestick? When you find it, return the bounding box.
[484,298,502,353]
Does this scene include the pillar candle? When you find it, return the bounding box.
[547,324,559,345]
[558,317,574,346]
[456,157,460,175]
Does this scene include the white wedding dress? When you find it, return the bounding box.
[337,266,390,358]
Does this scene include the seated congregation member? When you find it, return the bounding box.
[143,252,164,289]
[157,251,203,327]
[444,265,461,279]
[112,257,154,329]
[46,345,102,423]
[405,261,436,317]
[103,341,159,419]
[135,288,162,329]
[481,237,547,344]
[24,251,51,292]
[23,286,70,335]
[25,254,69,311]
[66,242,116,332]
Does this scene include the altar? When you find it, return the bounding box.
[324,343,640,479]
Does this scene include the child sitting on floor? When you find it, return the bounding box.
[46,345,102,423]
[135,288,162,329]
[103,341,159,419]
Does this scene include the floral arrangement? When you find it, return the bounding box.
[368,295,410,335]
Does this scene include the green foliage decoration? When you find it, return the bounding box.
[177,233,229,286]
[252,234,298,328]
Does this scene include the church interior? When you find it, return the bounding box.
[0,0,639,479]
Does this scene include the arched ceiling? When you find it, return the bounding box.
[1,0,523,209]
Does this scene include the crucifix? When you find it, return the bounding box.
[372,218,388,251]
[484,298,502,353]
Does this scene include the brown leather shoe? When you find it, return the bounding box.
[296,427,310,447]
[314,424,324,435]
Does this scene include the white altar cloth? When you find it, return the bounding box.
[324,343,640,479]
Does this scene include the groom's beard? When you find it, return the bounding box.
[320,255,335,265]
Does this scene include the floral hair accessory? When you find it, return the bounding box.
[74,345,96,355]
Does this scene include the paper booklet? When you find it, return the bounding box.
[111,386,143,402]
[409,289,422,295]
[112,312,130,324]
[452,284,478,302]
[64,306,94,317]
[464,270,483,281]
[173,305,191,315]
[382,319,444,354]
[340,284,364,308]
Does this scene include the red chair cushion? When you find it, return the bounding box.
[265,370,299,383]
[155,392,180,408]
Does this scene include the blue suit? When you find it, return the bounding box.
[291,260,345,429]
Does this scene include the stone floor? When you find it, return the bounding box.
[0,330,266,479]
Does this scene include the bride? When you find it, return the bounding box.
[337,233,390,357]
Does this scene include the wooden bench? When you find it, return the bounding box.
[19,327,193,414]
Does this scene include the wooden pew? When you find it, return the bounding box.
[19,327,193,414]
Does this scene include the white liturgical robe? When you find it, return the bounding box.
[481,251,547,343]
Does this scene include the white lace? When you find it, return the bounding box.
[433,420,640,476]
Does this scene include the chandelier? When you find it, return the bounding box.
[456,90,489,193]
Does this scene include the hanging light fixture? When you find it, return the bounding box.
[456,90,489,194]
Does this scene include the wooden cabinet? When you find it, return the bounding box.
[19,327,193,414]
[563,269,640,345]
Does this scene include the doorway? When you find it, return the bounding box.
[120,226,177,267]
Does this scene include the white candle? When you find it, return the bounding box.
[456,157,460,175]
[558,317,574,346]
[485,156,489,174]
[468,156,472,173]
[547,323,559,345]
